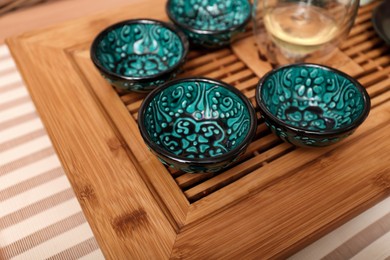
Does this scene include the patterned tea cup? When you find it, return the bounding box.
[255,63,370,147]
[138,77,257,173]
[91,19,189,92]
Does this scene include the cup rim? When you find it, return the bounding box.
[372,0,390,45]
[166,0,252,35]
[255,63,371,137]
[90,18,189,82]
[138,77,257,165]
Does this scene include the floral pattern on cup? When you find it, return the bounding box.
[138,78,257,173]
[91,19,188,92]
[144,81,251,158]
[256,64,370,147]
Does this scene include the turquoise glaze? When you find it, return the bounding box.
[91,19,188,92]
[256,64,370,147]
[138,78,257,173]
[166,0,251,48]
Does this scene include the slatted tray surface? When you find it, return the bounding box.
[6,0,390,258]
[119,2,389,204]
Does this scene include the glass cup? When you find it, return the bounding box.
[253,0,359,66]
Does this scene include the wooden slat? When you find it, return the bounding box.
[245,88,256,99]
[359,66,390,86]
[176,172,214,190]
[235,77,259,92]
[344,37,382,57]
[362,56,390,71]
[340,30,377,50]
[371,91,390,108]
[175,133,281,191]
[354,9,374,25]
[185,143,295,202]
[357,1,378,15]
[120,92,145,105]
[127,99,143,114]
[367,77,390,97]
[349,22,373,38]
[182,54,238,78]
[182,49,231,70]
[186,49,206,60]
[204,61,246,79]
[222,69,254,84]
[245,133,282,155]
[354,46,389,64]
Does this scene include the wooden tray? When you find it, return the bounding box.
[7,0,390,258]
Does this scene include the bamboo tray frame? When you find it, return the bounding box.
[7,0,390,258]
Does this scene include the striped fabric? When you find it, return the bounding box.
[0,43,389,259]
[0,44,104,259]
[290,198,390,260]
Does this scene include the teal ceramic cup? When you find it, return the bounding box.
[256,63,370,147]
[138,77,257,173]
[91,19,189,92]
[166,0,251,48]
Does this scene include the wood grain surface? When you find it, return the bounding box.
[6,0,390,258]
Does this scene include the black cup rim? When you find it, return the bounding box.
[138,77,257,165]
[90,19,189,82]
[166,0,252,36]
[372,0,390,45]
[255,63,371,137]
